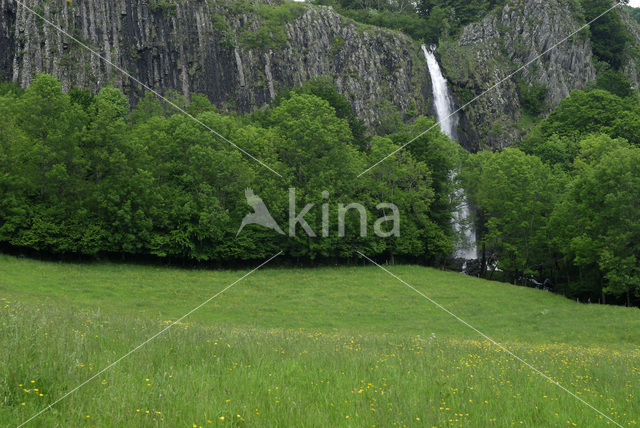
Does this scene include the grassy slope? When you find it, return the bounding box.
[1,255,639,426]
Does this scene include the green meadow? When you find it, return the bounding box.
[1,254,639,427]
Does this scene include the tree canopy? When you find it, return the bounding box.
[465,82,640,306]
[0,74,461,265]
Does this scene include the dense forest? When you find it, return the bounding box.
[0,75,462,265]
[2,70,640,306]
[456,0,640,307]
[464,84,640,307]
[312,0,632,49]
[1,0,640,308]
[311,0,509,43]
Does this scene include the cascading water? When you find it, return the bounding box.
[421,45,459,140]
[422,44,478,262]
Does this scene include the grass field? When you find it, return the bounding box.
[1,254,639,427]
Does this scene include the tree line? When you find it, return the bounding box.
[0,74,462,265]
[2,71,639,306]
[311,0,632,61]
[311,0,508,43]
[463,86,640,307]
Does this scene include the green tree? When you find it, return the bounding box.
[581,0,630,69]
[557,136,640,305]
[270,93,360,189]
[286,77,367,147]
[463,149,562,282]
[268,94,364,258]
[0,74,453,266]
[403,116,462,260]
[11,74,89,253]
[520,89,640,167]
[0,90,29,244]
[361,136,437,261]
[595,70,633,98]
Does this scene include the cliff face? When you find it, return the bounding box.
[0,0,430,127]
[619,7,640,91]
[439,0,596,151]
[0,0,606,151]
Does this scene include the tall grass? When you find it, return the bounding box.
[1,255,639,426]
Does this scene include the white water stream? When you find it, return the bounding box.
[422,45,477,261]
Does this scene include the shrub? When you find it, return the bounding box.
[240,2,305,49]
[518,81,548,116]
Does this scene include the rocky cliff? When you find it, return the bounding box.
[439,0,596,151]
[619,7,640,90]
[0,0,617,151]
[0,0,430,127]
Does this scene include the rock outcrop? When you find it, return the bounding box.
[0,0,431,128]
[619,7,640,91]
[439,0,596,151]
[0,0,612,151]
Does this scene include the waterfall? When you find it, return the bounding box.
[422,44,478,261]
[421,45,459,140]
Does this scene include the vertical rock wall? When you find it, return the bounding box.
[0,0,431,127]
[439,0,596,151]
